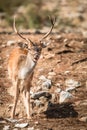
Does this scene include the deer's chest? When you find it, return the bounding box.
[18,60,35,79]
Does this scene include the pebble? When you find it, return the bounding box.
[56,35,62,39]
[28,127,34,130]
[45,53,55,59]
[42,80,52,90]
[0,65,2,69]
[34,99,42,107]
[55,88,62,93]
[7,40,16,46]
[64,38,68,43]
[3,125,10,130]
[59,91,73,103]
[64,71,70,74]
[38,75,52,90]
[2,45,6,48]
[31,91,52,100]
[86,80,87,90]
[5,118,18,123]
[39,75,47,81]
[48,72,56,76]
[79,116,87,122]
[65,79,81,91]
[0,120,6,124]
[15,123,29,128]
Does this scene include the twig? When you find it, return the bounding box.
[72,57,87,66]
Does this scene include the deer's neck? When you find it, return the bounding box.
[18,52,37,80]
[25,52,36,67]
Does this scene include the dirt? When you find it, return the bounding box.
[0,32,87,130]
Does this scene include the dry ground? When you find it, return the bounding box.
[0,32,87,130]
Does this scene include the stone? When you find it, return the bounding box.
[79,116,87,122]
[34,99,42,107]
[48,72,56,76]
[39,75,47,81]
[55,88,62,93]
[31,91,52,100]
[28,127,34,130]
[38,75,52,90]
[7,40,16,46]
[0,120,6,124]
[15,123,29,128]
[3,125,10,130]
[59,91,73,103]
[64,71,70,74]
[5,118,18,123]
[42,80,52,90]
[65,79,81,92]
[45,53,55,59]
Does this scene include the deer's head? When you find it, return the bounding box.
[13,16,56,61]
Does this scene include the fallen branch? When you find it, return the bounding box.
[56,49,74,55]
[72,57,87,66]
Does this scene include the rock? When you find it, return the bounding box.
[59,91,73,103]
[64,38,68,43]
[34,121,39,125]
[28,127,34,130]
[55,88,62,93]
[47,72,56,79]
[5,118,23,123]
[15,123,29,128]
[0,65,2,69]
[2,45,6,48]
[7,40,16,46]
[86,81,87,90]
[55,83,61,87]
[79,116,87,122]
[56,35,62,40]
[51,94,56,102]
[45,53,55,59]
[48,72,56,76]
[38,75,52,90]
[64,71,70,74]
[31,91,52,100]
[3,125,10,130]
[39,75,47,81]
[65,79,81,92]
[34,99,42,107]
[5,118,18,123]
[13,128,18,130]
[42,80,52,90]
[0,120,6,124]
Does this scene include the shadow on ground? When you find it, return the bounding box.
[44,102,78,118]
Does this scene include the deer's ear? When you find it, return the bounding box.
[41,42,47,48]
[40,41,49,48]
[18,42,24,48]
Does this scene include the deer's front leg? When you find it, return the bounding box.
[23,89,31,119]
[11,80,20,119]
[23,72,34,119]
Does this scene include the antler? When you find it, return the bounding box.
[40,16,56,42]
[13,16,35,46]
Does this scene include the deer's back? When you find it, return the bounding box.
[8,47,28,79]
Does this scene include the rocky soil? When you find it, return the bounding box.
[0,32,87,130]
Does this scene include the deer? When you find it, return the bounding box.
[8,16,56,119]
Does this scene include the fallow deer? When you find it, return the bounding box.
[8,17,55,119]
